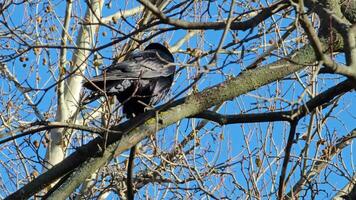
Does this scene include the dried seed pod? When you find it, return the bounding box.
[255,156,262,168]
[33,140,40,148]
[36,16,42,24]
[45,5,52,13]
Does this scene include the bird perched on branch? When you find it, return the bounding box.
[83,43,175,200]
[83,43,175,117]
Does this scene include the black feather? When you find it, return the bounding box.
[83,43,175,118]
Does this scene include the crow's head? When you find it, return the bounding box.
[145,43,174,62]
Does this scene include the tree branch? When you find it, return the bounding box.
[0,121,120,146]
[278,120,298,200]
[285,129,356,199]
[193,79,355,125]
[35,44,315,199]
[0,63,44,121]
[137,0,290,31]
[101,6,144,23]
[299,0,356,78]
[7,35,348,199]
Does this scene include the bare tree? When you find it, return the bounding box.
[0,0,355,199]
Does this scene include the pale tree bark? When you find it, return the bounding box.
[45,0,104,173]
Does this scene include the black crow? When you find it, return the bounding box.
[83,43,175,200]
[83,43,175,117]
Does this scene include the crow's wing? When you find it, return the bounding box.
[90,50,174,82]
[83,49,174,92]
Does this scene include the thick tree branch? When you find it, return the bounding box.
[6,34,342,199]
[7,12,352,196]
[1,0,355,199]
[39,44,316,199]
[298,1,356,78]
[194,110,291,124]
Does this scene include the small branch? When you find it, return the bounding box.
[0,121,121,145]
[211,0,235,63]
[57,0,73,118]
[278,120,298,200]
[137,0,290,31]
[285,129,356,199]
[0,63,44,121]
